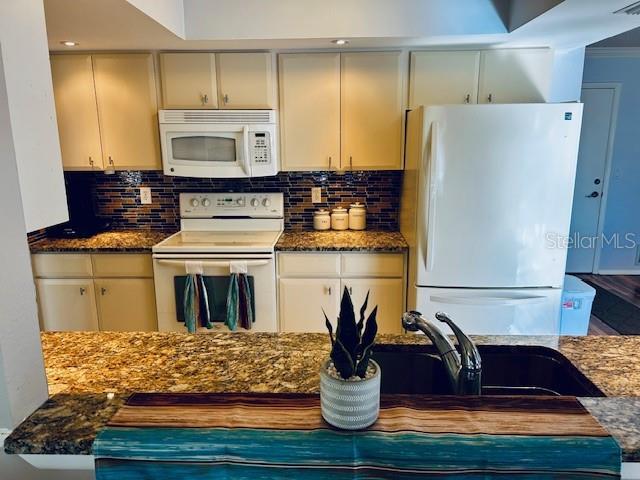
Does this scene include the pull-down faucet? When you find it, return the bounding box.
[402,311,482,395]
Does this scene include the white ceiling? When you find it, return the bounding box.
[44,0,640,52]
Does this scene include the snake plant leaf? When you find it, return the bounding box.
[337,286,359,360]
[356,290,370,341]
[355,306,378,377]
[331,338,356,379]
[323,309,334,346]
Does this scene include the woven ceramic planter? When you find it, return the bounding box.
[320,359,381,430]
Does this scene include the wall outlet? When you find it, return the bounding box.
[311,187,322,203]
[139,187,152,205]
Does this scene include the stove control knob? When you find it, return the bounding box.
[262,198,271,207]
[190,198,199,207]
[201,198,211,207]
[250,198,260,207]
[236,197,245,206]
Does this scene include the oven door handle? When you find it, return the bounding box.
[157,259,270,268]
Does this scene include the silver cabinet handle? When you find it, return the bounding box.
[101,287,107,295]
[464,94,471,104]
[348,286,353,295]
[79,287,86,296]
[88,156,94,167]
[223,94,229,104]
[328,156,332,169]
[201,94,209,105]
[108,156,115,166]
[327,286,332,295]
[487,93,493,103]
[349,156,353,170]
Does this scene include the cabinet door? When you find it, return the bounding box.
[279,278,340,332]
[478,49,553,104]
[409,51,480,108]
[342,278,404,334]
[92,54,161,169]
[50,55,103,170]
[341,51,406,170]
[217,52,276,109]
[278,53,340,171]
[95,278,157,331]
[35,278,99,331]
[160,53,217,109]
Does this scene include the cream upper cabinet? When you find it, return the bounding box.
[478,49,553,104]
[278,53,340,171]
[50,55,104,170]
[35,278,99,331]
[160,53,218,109]
[409,51,480,108]
[92,53,161,170]
[342,278,404,334]
[216,52,276,109]
[279,278,340,333]
[341,51,406,170]
[95,278,157,332]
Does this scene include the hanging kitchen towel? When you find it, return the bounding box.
[226,262,253,331]
[94,394,622,479]
[183,262,212,333]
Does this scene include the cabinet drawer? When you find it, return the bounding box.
[92,254,153,277]
[32,254,93,278]
[278,253,341,277]
[341,253,404,277]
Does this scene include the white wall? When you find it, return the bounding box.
[548,47,585,102]
[126,0,185,38]
[582,50,640,272]
[0,0,68,232]
[0,44,48,430]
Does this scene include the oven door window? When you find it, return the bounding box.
[171,135,237,163]
[173,276,256,324]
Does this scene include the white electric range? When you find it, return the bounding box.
[152,192,284,332]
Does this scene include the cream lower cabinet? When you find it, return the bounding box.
[35,278,99,331]
[278,252,406,333]
[32,253,157,332]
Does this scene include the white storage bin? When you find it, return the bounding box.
[560,275,596,336]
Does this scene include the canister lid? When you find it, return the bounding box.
[332,207,347,213]
[314,209,329,215]
[349,202,366,210]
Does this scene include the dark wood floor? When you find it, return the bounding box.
[579,274,640,309]
[579,274,640,336]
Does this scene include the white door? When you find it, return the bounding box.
[566,86,618,273]
[415,104,583,289]
[95,279,158,332]
[415,286,561,335]
[279,278,341,332]
[35,279,99,331]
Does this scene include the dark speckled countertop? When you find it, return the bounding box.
[4,332,640,462]
[275,230,408,252]
[29,230,173,253]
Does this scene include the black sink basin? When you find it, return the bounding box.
[371,344,604,397]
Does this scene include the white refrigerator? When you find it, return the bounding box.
[401,104,583,335]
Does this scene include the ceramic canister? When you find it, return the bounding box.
[348,202,367,230]
[314,209,331,231]
[331,207,349,230]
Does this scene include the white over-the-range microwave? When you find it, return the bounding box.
[159,110,279,178]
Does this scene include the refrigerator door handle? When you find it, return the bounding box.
[423,122,440,272]
[429,295,547,307]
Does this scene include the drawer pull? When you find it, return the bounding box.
[79,287,86,296]
[327,286,332,295]
[101,287,107,295]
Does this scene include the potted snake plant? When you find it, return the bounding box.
[320,287,380,430]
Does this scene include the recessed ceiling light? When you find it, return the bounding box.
[331,39,349,46]
[60,41,79,47]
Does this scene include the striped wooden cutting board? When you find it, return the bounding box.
[94,393,621,479]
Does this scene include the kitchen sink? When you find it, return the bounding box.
[371,344,604,397]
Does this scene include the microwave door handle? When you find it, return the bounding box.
[241,126,251,176]
[157,260,270,268]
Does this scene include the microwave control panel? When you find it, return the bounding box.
[250,132,271,165]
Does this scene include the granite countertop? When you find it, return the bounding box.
[4,332,640,461]
[275,230,408,252]
[29,230,173,253]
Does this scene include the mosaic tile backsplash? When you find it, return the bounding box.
[60,171,403,232]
